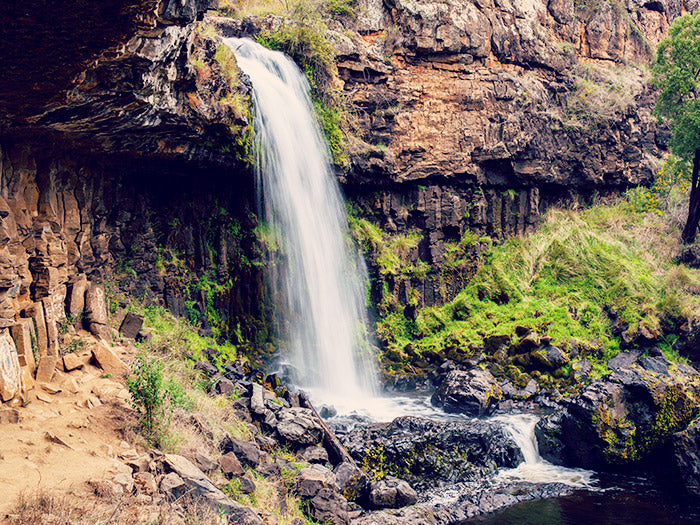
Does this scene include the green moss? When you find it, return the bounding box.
[371,197,700,385]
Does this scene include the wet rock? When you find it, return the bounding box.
[221,436,261,468]
[276,407,324,447]
[342,416,522,489]
[536,361,700,469]
[369,476,418,509]
[320,405,337,418]
[431,368,502,416]
[671,417,700,498]
[334,461,370,503]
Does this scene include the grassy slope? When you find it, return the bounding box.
[367,190,700,385]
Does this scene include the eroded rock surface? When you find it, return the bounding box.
[536,356,700,468]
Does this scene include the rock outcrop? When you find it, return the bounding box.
[340,415,523,489]
[536,355,700,468]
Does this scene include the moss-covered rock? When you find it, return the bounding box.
[536,355,700,469]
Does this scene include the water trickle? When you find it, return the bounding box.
[494,413,596,488]
[226,38,378,404]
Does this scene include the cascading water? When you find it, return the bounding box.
[494,413,596,488]
[225,38,378,407]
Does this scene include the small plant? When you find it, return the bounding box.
[58,314,76,335]
[64,339,87,354]
[126,351,171,446]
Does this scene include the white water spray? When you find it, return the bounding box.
[494,413,596,488]
[226,38,378,405]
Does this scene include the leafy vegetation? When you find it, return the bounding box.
[652,11,700,243]
[565,63,646,129]
[370,190,700,384]
[247,0,359,166]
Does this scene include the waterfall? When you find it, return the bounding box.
[494,413,596,488]
[226,38,378,405]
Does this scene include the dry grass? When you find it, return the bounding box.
[7,490,223,525]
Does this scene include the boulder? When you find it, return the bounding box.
[35,355,59,384]
[276,407,324,447]
[221,436,261,468]
[334,461,370,503]
[296,464,338,498]
[431,368,502,416]
[239,476,256,494]
[671,417,700,498]
[309,487,349,525]
[607,350,641,370]
[191,449,218,474]
[302,445,329,464]
[342,416,522,490]
[211,376,237,396]
[531,345,569,371]
[250,382,265,416]
[220,452,245,477]
[162,454,263,524]
[536,359,700,469]
[63,352,84,372]
[91,340,128,376]
[369,476,418,509]
[119,312,144,339]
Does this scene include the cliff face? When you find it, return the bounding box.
[0,0,248,165]
[0,0,694,403]
[0,1,271,403]
[329,0,695,306]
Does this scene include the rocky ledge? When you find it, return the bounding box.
[0,0,250,166]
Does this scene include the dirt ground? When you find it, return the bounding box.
[0,335,138,520]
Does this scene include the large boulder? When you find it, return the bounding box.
[342,416,522,489]
[276,407,324,447]
[296,465,350,525]
[334,461,371,503]
[431,368,502,416]
[671,417,700,498]
[296,464,339,498]
[162,454,263,524]
[536,358,700,469]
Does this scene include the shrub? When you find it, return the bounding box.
[126,352,171,445]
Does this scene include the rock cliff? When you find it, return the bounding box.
[335,0,694,306]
